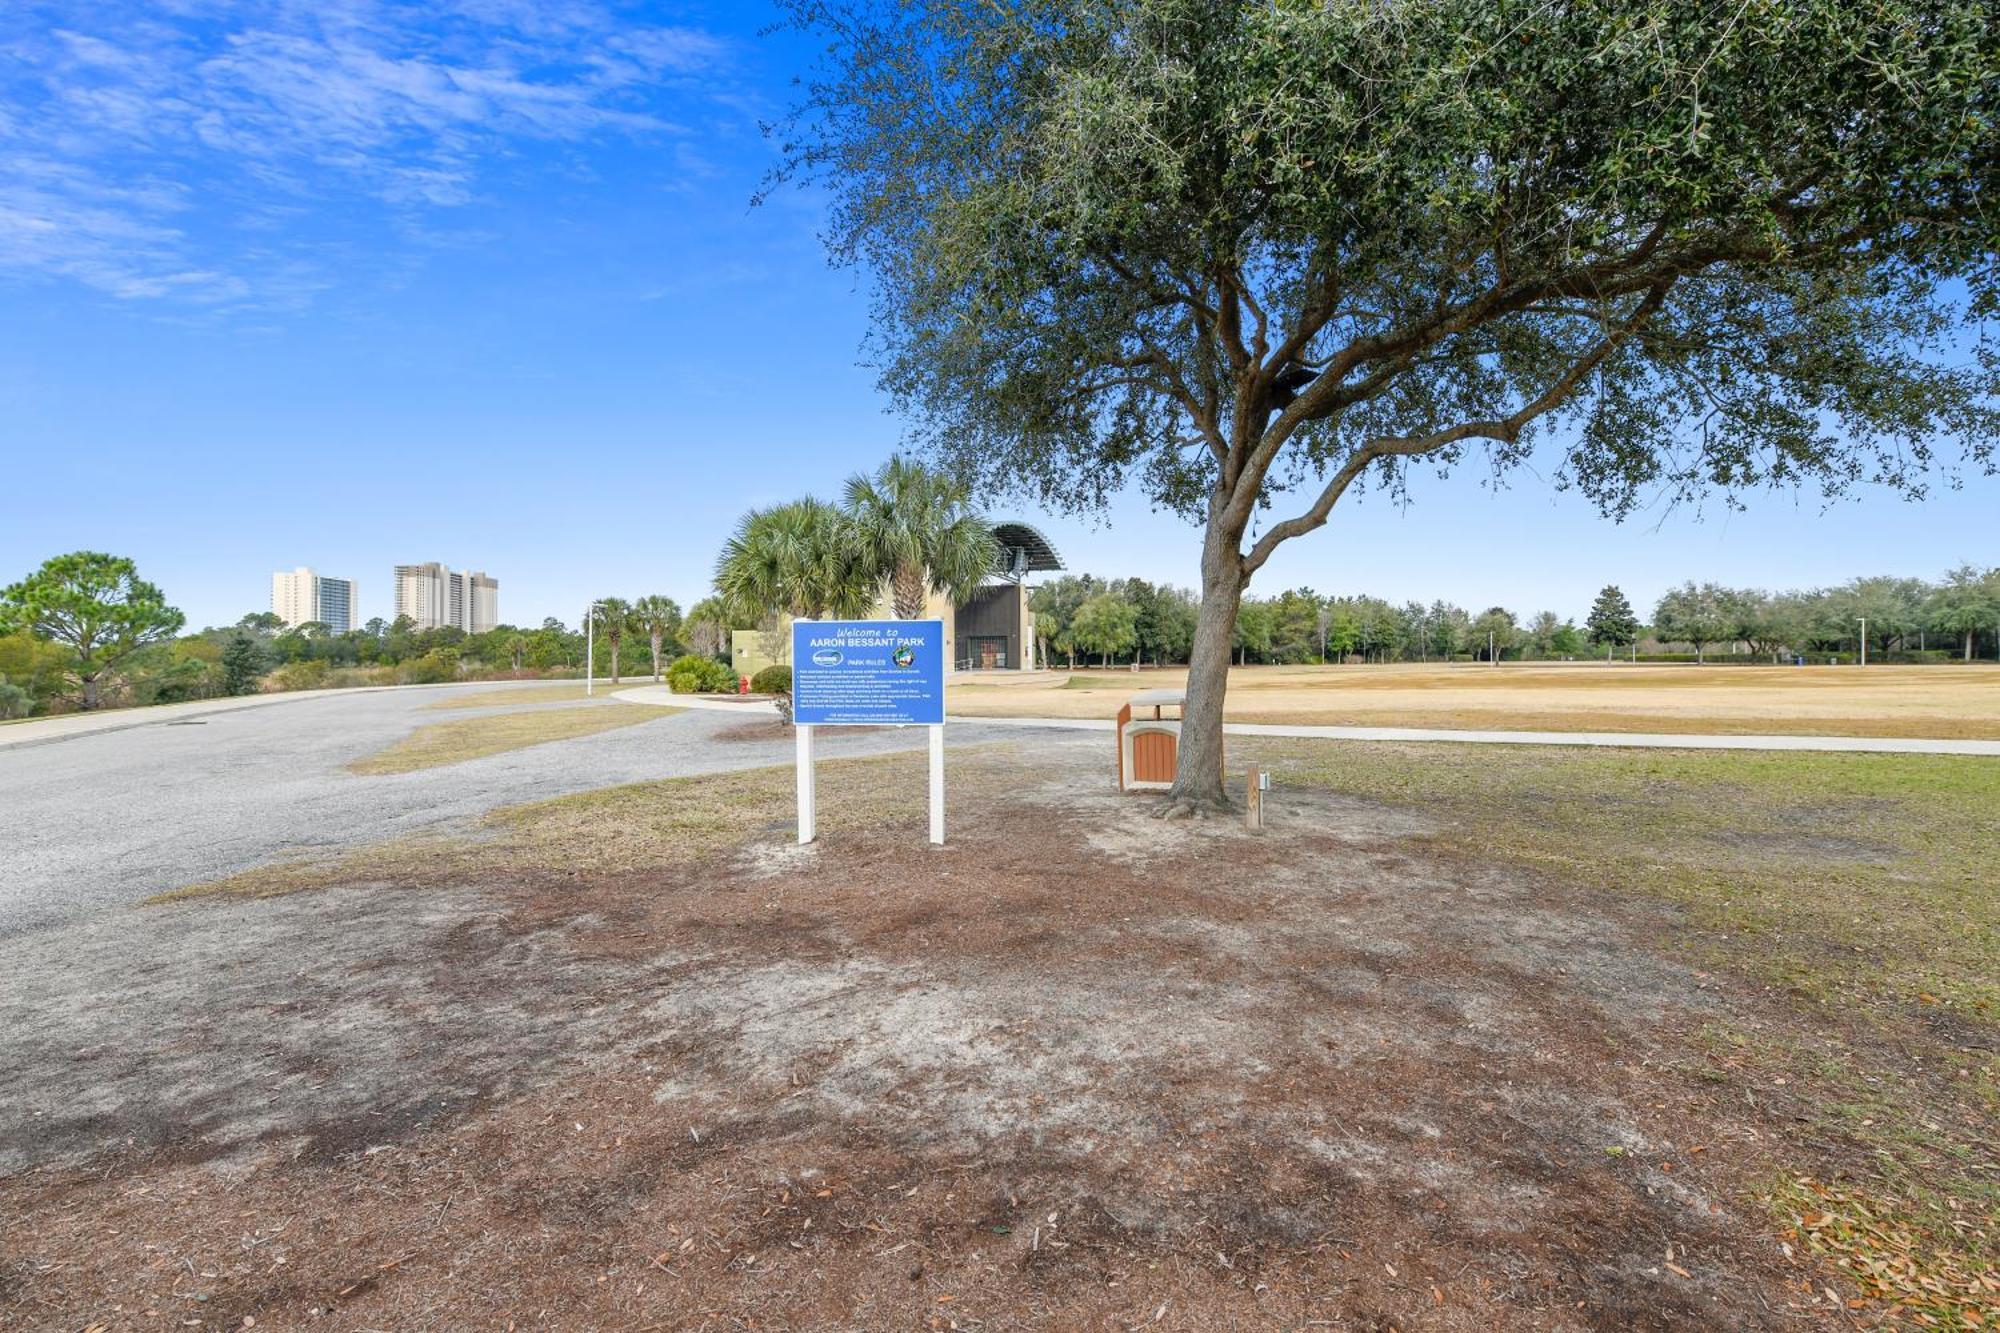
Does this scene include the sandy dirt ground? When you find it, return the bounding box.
[947,663,2000,739]
[0,738,1945,1330]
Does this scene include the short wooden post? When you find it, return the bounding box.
[1245,766,1263,832]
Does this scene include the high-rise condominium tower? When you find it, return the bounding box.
[394,563,499,633]
[270,567,357,634]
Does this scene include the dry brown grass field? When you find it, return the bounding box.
[947,662,2000,739]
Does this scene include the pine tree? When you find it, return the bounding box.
[220,633,266,696]
[1585,586,1640,653]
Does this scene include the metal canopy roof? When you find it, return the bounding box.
[990,520,1065,574]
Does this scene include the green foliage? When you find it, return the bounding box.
[1926,565,2000,659]
[1069,592,1139,664]
[750,664,793,696]
[399,648,462,685]
[631,594,684,679]
[1585,586,1641,650]
[1232,599,1275,663]
[0,676,29,719]
[0,630,70,711]
[682,597,732,659]
[1653,582,1750,660]
[221,633,267,695]
[1029,574,1099,666]
[1470,606,1521,661]
[714,498,875,623]
[781,0,1996,523]
[0,551,186,709]
[843,456,1000,617]
[667,654,736,694]
[268,658,331,692]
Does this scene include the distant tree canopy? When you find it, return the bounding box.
[1585,586,1642,651]
[774,0,1999,809]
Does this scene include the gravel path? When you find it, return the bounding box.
[0,683,1020,939]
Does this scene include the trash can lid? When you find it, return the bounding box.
[1128,688,1187,707]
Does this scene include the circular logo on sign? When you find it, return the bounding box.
[892,645,915,668]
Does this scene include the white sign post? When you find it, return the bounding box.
[795,721,817,844]
[790,619,947,847]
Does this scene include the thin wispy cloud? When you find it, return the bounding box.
[0,1,730,309]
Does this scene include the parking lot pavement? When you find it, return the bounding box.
[0,684,1006,939]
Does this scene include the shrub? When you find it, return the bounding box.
[667,654,735,694]
[399,648,462,685]
[0,676,29,719]
[751,663,794,723]
[268,658,331,692]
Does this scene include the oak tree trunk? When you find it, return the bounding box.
[1161,509,1245,817]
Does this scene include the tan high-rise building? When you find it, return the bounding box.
[464,571,500,634]
[270,567,357,634]
[393,562,451,630]
[393,562,499,633]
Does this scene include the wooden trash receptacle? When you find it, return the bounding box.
[1116,688,1185,790]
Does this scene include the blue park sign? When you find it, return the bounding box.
[790,619,946,727]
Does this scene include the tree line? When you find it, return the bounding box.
[0,550,743,718]
[1029,566,2000,668]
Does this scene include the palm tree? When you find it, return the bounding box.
[842,457,998,618]
[594,597,631,684]
[632,595,682,680]
[682,595,731,657]
[505,633,528,670]
[714,498,873,621]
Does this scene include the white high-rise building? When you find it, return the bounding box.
[270,567,357,634]
[394,563,499,633]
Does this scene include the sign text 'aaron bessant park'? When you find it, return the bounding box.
[790,619,947,846]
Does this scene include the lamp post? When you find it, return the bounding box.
[1856,617,1867,668]
[585,600,601,696]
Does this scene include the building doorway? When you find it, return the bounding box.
[969,636,1009,670]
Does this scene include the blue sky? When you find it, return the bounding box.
[4,0,1994,633]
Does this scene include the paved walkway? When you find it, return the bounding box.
[615,692,2000,756]
[13,681,1995,758]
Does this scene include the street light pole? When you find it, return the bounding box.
[586,600,601,696]
[1856,616,1867,668]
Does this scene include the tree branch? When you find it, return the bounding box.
[1241,283,1671,575]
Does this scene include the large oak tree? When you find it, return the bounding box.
[772,0,1997,811]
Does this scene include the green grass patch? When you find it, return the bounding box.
[1060,674,1140,691]
[1254,742,2000,1016]
[1255,740,2000,1303]
[348,703,672,774]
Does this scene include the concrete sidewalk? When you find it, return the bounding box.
[607,685,2000,755]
